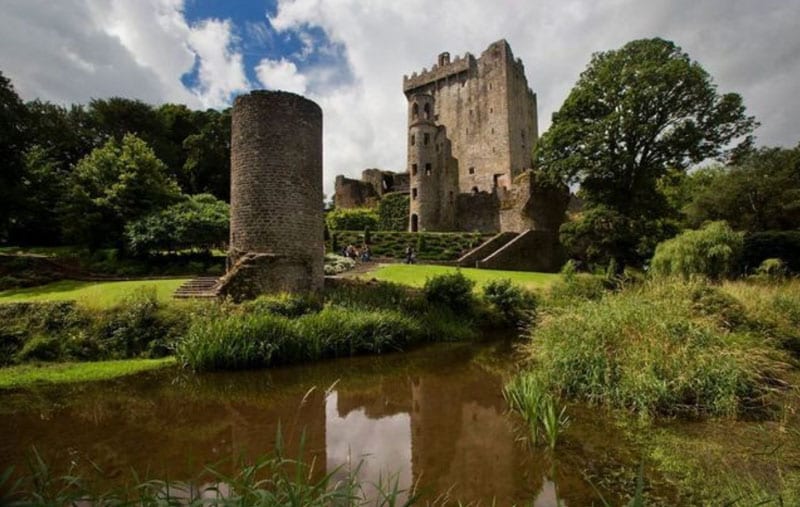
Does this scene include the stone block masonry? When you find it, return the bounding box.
[219,90,324,300]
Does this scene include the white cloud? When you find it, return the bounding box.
[0,0,248,109]
[255,58,308,94]
[187,19,250,108]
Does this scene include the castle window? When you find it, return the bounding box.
[489,83,493,90]
[434,114,439,121]
[412,103,419,119]
[471,186,479,194]
[423,103,431,120]
[491,128,495,134]
[410,134,415,146]
[411,164,418,176]
[469,167,475,175]
[423,133,430,145]
[425,163,432,175]
[412,188,418,199]
[449,191,454,203]
[490,107,493,113]
[521,129,525,140]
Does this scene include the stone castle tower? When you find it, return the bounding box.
[403,40,539,232]
[219,90,324,300]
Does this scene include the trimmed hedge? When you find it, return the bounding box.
[329,231,491,261]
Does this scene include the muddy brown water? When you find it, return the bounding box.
[0,342,638,505]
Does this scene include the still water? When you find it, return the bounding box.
[0,342,631,505]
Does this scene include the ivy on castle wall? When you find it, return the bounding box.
[377,192,409,231]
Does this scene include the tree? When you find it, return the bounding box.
[125,194,229,255]
[537,38,757,267]
[0,71,29,241]
[650,221,743,279]
[64,134,181,248]
[7,146,68,245]
[182,109,231,201]
[684,145,800,232]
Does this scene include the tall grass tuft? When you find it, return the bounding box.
[518,279,789,418]
[177,306,427,371]
[2,443,418,506]
[504,373,569,449]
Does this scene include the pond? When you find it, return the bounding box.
[0,342,640,505]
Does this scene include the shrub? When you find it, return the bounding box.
[323,253,356,275]
[423,271,475,312]
[651,221,743,279]
[241,293,321,318]
[547,273,608,306]
[94,289,176,358]
[483,279,537,325]
[125,194,229,255]
[325,208,379,231]
[16,334,62,362]
[741,231,800,273]
[754,258,789,279]
[377,192,409,231]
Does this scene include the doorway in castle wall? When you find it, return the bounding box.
[411,214,419,232]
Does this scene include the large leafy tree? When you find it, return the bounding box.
[537,38,757,267]
[0,71,29,241]
[64,134,182,248]
[182,108,231,201]
[684,145,800,232]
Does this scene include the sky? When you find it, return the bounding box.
[1,0,799,195]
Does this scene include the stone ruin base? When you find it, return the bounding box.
[217,252,322,302]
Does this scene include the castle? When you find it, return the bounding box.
[334,39,569,270]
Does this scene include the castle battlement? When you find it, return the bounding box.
[403,52,475,93]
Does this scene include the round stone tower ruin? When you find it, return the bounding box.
[219,90,324,300]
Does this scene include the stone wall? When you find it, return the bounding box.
[455,192,500,233]
[477,229,563,272]
[334,175,379,208]
[223,90,324,298]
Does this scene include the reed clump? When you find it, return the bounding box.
[517,278,792,419]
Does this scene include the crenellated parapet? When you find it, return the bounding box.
[403,52,475,94]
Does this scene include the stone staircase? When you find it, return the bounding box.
[173,276,221,299]
[456,231,519,268]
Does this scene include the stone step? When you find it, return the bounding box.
[173,277,220,299]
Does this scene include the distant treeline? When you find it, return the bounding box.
[0,71,230,250]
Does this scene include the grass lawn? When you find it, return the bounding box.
[357,263,559,290]
[0,278,189,308]
[0,357,176,389]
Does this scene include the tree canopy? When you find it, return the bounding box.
[684,145,800,232]
[537,38,757,267]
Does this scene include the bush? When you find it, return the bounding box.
[93,289,177,358]
[651,221,743,279]
[325,208,379,231]
[424,271,475,312]
[16,334,62,362]
[125,194,229,255]
[377,192,409,231]
[741,231,800,273]
[483,279,537,325]
[755,258,789,279]
[323,253,356,275]
[241,293,321,318]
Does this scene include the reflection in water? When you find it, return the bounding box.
[325,391,411,502]
[0,342,615,504]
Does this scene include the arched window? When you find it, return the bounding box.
[412,103,419,119]
[423,103,431,120]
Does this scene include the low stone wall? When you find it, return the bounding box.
[477,229,563,272]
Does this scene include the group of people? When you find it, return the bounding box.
[340,243,416,264]
[342,243,372,262]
